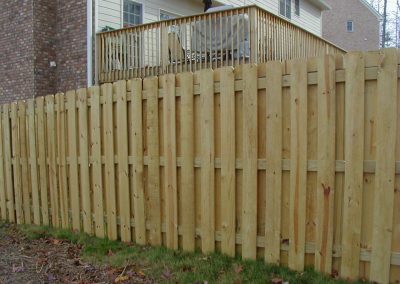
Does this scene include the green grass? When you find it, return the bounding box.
[14,223,369,284]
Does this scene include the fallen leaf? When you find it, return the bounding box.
[162,267,173,280]
[107,249,114,256]
[234,264,243,274]
[114,275,129,283]
[52,239,62,245]
[271,278,283,284]
[138,270,146,277]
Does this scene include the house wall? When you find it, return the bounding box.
[0,0,87,103]
[322,0,380,51]
[0,0,35,104]
[97,0,322,35]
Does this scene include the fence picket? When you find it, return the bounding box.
[11,103,23,224]
[265,61,283,264]
[56,94,69,229]
[163,74,178,249]
[115,80,131,242]
[0,108,6,220]
[91,87,105,237]
[36,98,49,225]
[242,64,258,260]
[199,69,215,253]
[102,84,117,240]
[370,49,398,284]
[220,67,236,257]
[131,79,146,245]
[315,55,336,273]
[77,89,92,234]
[3,105,14,222]
[66,91,80,231]
[145,77,161,246]
[179,72,195,252]
[18,101,31,225]
[341,52,365,279]
[288,59,308,271]
[27,99,40,225]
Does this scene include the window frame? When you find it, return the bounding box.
[279,0,291,19]
[159,9,181,21]
[346,20,354,32]
[122,0,143,28]
[295,0,300,16]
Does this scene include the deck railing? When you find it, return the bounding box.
[95,5,345,83]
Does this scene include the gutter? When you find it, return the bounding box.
[87,0,93,87]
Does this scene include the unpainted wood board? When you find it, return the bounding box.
[163,74,178,250]
[144,77,161,246]
[102,84,117,240]
[56,94,69,229]
[370,49,398,284]
[77,89,92,234]
[11,103,23,224]
[131,79,146,245]
[0,107,6,220]
[199,69,215,253]
[288,59,308,271]
[178,72,195,252]
[220,67,236,257]
[66,91,80,231]
[115,80,131,242]
[3,104,14,222]
[242,64,258,260]
[341,52,365,280]
[90,87,105,237]
[315,55,336,273]
[18,101,31,225]
[264,61,283,264]
[36,98,49,225]
[27,99,40,225]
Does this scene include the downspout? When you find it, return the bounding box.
[87,0,93,86]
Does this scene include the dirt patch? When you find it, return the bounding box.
[0,223,152,284]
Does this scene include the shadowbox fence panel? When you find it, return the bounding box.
[0,49,399,283]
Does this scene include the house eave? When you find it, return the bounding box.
[307,0,331,11]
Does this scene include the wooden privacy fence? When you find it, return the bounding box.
[0,49,399,283]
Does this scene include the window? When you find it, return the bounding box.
[123,0,142,28]
[160,10,179,21]
[295,0,300,16]
[347,20,354,32]
[279,0,291,19]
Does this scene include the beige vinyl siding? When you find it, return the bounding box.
[97,0,203,31]
[217,0,322,35]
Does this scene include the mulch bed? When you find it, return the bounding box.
[0,223,152,284]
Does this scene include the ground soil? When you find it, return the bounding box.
[0,223,152,284]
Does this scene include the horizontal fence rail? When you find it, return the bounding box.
[96,5,345,84]
[1,49,399,284]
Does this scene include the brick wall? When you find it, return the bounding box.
[322,0,380,51]
[0,0,35,104]
[0,0,87,103]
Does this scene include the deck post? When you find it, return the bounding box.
[249,6,258,64]
[161,23,169,74]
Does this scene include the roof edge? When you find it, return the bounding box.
[307,0,331,10]
[359,0,383,20]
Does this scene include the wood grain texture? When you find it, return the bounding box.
[11,103,23,224]
[36,98,49,225]
[131,79,146,245]
[27,99,40,225]
[220,67,236,257]
[90,87,105,237]
[199,69,215,253]
[115,80,131,242]
[145,77,161,246]
[66,91,80,231]
[265,61,283,264]
[341,52,365,279]
[77,89,92,234]
[178,72,195,252]
[2,104,14,222]
[163,74,178,249]
[242,64,258,260]
[102,84,117,240]
[288,59,308,271]
[370,49,398,284]
[315,55,336,273]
